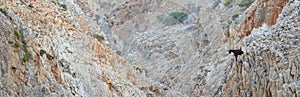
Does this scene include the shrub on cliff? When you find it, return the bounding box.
[169,12,188,23]
[238,0,252,7]
[94,34,105,42]
[232,14,239,20]
[224,0,233,6]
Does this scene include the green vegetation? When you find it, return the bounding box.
[8,40,14,44]
[15,42,20,47]
[202,39,210,44]
[14,29,20,38]
[238,0,252,7]
[21,36,30,62]
[201,39,210,47]
[23,52,30,62]
[169,12,188,23]
[240,66,242,74]
[21,35,30,62]
[13,29,21,47]
[60,4,67,9]
[232,14,239,20]
[22,46,30,62]
[12,29,31,62]
[224,0,233,6]
[227,20,232,26]
[50,1,57,5]
[0,8,6,14]
[40,50,46,56]
[94,34,105,42]
[21,37,27,46]
[135,67,141,71]
[289,0,295,4]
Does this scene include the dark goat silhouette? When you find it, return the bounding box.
[228,48,244,61]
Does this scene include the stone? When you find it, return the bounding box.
[0,0,299,96]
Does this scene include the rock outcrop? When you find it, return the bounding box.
[105,0,189,29]
[0,0,165,96]
[225,1,300,96]
[0,0,299,96]
[240,0,289,36]
[102,0,299,96]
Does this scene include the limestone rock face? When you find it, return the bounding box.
[225,2,300,96]
[101,0,299,96]
[240,0,289,36]
[0,0,164,97]
[0,0,299,97]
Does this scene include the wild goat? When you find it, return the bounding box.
[228,48,244,61]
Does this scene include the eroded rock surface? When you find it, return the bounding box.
[0,0,166,96]
[0,0,299,97]
[231,2,300,96]
[240,0,289,36]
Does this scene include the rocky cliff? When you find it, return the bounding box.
[101,0,299,96]
[240,0,289,36]
[0,0,299,97]
[0,0,166,96]
[226,1,300,96]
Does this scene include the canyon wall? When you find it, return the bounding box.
[0,0,299,97]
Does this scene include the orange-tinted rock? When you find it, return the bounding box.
[241,0,289,37]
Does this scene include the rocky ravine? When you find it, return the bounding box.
[0,0,170,97]
[225,1,300,96]
[103,0,299,96]
[0,0,299,97]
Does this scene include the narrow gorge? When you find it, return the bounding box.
[0,0,299,96]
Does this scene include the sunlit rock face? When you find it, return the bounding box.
[225,2,300,96]
[0,0,299,97]
[0,0,165,97]
[240,0,289,36]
